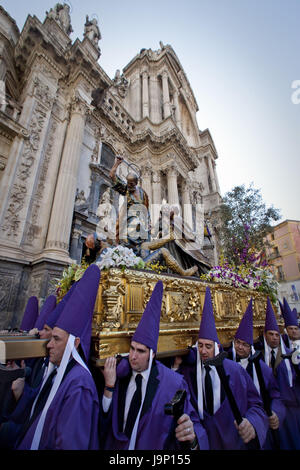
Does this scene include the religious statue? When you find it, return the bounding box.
[113,70,130,98]
[84,15,101,47]
[109,156,151,257]
[46,3,73,35]
[75,189,87,205]
[96,188,116,242]
[141,205,211,277]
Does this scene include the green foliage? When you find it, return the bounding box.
[218,183,280,266]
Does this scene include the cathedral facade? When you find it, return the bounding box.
[0,4,222,329]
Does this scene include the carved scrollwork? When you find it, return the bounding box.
[33,77,55,110]
[101,278,125,329]
[1,102,47,238]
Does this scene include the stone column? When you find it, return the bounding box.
[212,161,221,193]
[149,74,161,123]
[141,164,152,207]
[207,156,217,192]
[128,72,141,121]
[69,228,82,263]
[88,171,102,219]
[152,170,162,230]
[182,180,193,229]
[173,91,181,129]
[44,93,88,261]
[167,164,179,207]
[162,71,171,119]
[142,70,149,119]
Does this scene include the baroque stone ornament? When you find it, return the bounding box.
[113,70,130,98]
[46,3,73,35]
[91,268,273,364]
[32,77,55,109]
[84,15,101,47]
[24,118,58,245]
[1,102,47,238]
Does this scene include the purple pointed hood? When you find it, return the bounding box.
[282,298,298,327]
[55,264,101,361]
[34,295,57,330]
[234,298,253,345]
[132,280,164,352]
[20,296,39,331]
[46,282,77,329]
[198,287,220,344]
[264,297,280,332]
[278,299,284,316]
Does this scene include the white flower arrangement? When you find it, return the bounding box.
[96,245,145,271]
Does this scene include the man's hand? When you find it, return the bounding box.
[11,377,25,402]
[175,414,196,443]
[269,411,279,430]
[114,156,124,167]
[234,418,256,443]
[109,156,123,179]
[6,360,25,370]
[102,356,117,397]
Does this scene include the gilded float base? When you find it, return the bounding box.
[92,268,281,365]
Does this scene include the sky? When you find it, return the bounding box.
[1,0,300,223]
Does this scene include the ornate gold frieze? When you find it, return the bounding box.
[92,268,280,365]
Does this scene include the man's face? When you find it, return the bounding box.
[47,327,69,366]
[126,175,137,193]
[129,341,153,372]
[234,338,251,359]
[264,330,280,349]
[39,324,52,340]
[286,325,300,341]
[198,338,216,362]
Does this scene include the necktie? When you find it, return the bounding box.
[124,373,143,438]
[204,365,214,415]
[270,349,276,371]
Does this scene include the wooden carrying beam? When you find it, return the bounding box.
[0,335,49,360]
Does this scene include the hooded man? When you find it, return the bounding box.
[224,298,285,449]
[100,280,209,450]
[15,264,100,450]
[280,298,300,350]
[178,287,268,450]
[19,296,39,332]
[255,297,300,449]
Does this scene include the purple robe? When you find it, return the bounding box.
[102,358,209,450]
[224,343,286,449]
[16,363,99,450]
[275,358,300,449]
[179,350,269,450]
